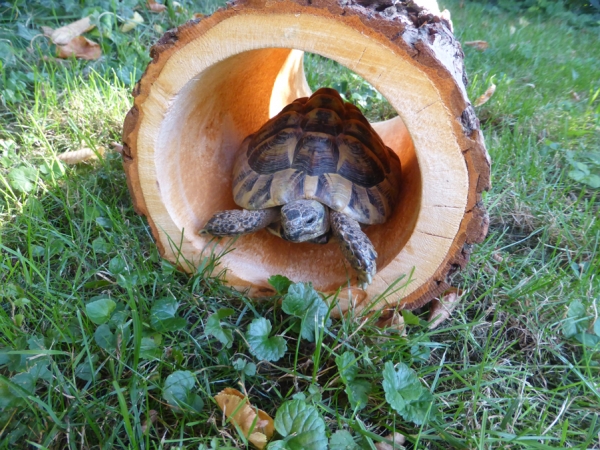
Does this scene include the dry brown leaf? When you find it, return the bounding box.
[375,310,406,335]
[42,16,100,60]
[464,40,489,51]
[248,433,268,449]
[256,409,275,439]
[375,432,406,450]
[42,16,94,46]
[111,142,124,154]
[140,409,158,433]
[148,0,167,12]
[193,13,206,20]
[474,83,496,107]
[121,12,144,33]
[214,388,274,449]
[57,147,104,164]
[56,36,101,60]
[428,289,462,329]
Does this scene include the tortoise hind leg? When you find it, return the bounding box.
[200,208,279,236]
[330,211,377,289]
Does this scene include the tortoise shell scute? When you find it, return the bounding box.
[232,88,402,224]
[250,111,303,148]
[302,108,344,136]
[292,133,339,176]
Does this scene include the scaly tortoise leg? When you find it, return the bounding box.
[200,208,279,236]
[330,211,377,289]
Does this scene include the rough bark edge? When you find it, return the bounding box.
[121,0,491,311]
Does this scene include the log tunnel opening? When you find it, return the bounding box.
[152,48,420,294]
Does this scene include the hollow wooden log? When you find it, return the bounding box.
[122,0,490,311]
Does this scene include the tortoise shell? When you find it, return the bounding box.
[232,88,402,224]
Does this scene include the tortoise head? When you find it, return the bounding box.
[280,200,330,242]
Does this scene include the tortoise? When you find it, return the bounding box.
[201,87,402,288]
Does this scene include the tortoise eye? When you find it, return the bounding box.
[307,217,315,225]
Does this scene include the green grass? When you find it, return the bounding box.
[1,0,600,448]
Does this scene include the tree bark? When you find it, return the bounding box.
[122,0,490,311]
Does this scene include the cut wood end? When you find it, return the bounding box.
[122,0,490,313]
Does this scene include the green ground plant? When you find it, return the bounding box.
[0,0,599,448]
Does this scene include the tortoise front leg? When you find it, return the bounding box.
[330,211,377,289]
[200,208,279,236]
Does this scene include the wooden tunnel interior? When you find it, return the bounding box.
[123,5,483,310]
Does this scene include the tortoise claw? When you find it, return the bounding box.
[357,271,373,290]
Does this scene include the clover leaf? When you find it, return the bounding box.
[268,275,293,295]
[94,324,116,350]
[562,300,600,347]
[246,318,286,362]
[85,297,116,325]
[282,283,331,342]
[8,166,37,193]
[150,298,187,332]
[336,352,371,410]
[205,308,235,348]
[163,370,204,414]
[336,352,357,384]
[329,430,359,450]
[382,361,436,425]
[269,400,327,450]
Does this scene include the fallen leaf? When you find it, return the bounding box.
[121,12,144,33]
[111,142,124,154]
[249,433,267,448]
[193,13,206,20]
[214,388,274,449]
[140,410,158,433]
[57,147,105,164]
[148,0,167,12]
[428,289,462,329]
[375,310,406,335]
[464,40,489,51]
[474,83,496,107]
[42,16,94,46]
[375,432,407,450]
[42,16,100,61]
[56,36,101,60]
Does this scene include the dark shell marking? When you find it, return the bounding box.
[232,88,402,225]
